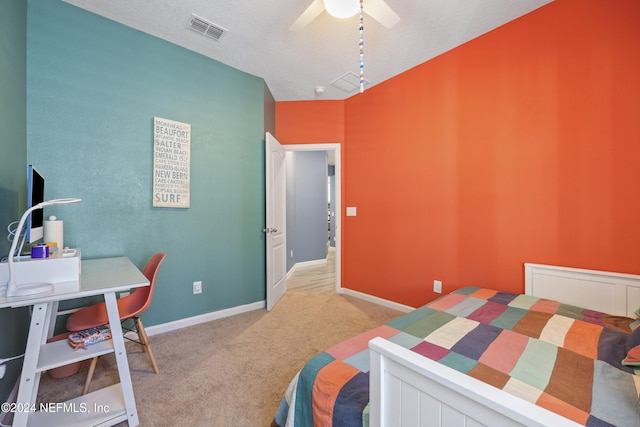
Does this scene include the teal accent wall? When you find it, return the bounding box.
[0,0,27,236]
[26,0,266,326]
[0,0,31,403]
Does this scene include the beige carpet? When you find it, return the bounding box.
[37,291,402,426]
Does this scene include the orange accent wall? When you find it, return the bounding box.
[275,100,344,144]
[277,0,640,307]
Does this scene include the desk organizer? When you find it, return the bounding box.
[0,249,81,296]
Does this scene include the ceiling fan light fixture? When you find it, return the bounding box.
[323,0,360,19]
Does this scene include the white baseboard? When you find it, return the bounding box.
[286,257,328,280]
[143,300,265,337]
[340,288,415,313]
[295,258,328,268]
[286,264,297,280]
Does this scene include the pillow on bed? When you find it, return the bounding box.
[623,325,640,366]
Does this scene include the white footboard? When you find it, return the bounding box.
[369,337,581,427]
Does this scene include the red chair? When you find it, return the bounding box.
[66,252,166,393]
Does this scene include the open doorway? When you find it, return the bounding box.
[284,143,341,293]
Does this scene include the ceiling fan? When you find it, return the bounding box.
[290,0,400,31]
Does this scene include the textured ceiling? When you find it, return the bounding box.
[63,0,553,101]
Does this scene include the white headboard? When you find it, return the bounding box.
[524,263,640,318]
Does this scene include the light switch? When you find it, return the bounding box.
[346,207,357,216]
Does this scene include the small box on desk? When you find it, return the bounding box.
[0,249,81,297]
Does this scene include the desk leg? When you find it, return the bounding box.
[104,291,139,426]
[46,300,59,338]
[13,302,49,427]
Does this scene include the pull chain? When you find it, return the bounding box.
[359,0,364,93]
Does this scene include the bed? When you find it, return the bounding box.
[274,263,640,427]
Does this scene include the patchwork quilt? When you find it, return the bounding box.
[274,287,640,427]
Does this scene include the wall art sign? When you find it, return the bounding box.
[153,117,191,208]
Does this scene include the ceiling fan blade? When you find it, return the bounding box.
[290,0,325,32]
[365,0,400,29]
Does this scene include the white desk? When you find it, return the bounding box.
[0,257,149,427]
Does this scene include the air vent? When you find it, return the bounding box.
[187,14,228,42]
[330,72,370,93]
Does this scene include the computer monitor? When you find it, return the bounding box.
[26,165,45,243]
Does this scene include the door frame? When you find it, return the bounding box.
[284,143,341,292]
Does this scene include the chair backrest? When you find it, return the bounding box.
[121,252,167,318]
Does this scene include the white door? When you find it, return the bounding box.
[265,132,287,310]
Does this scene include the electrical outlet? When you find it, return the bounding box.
[193,281,202,294]
[433,280,442,294]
